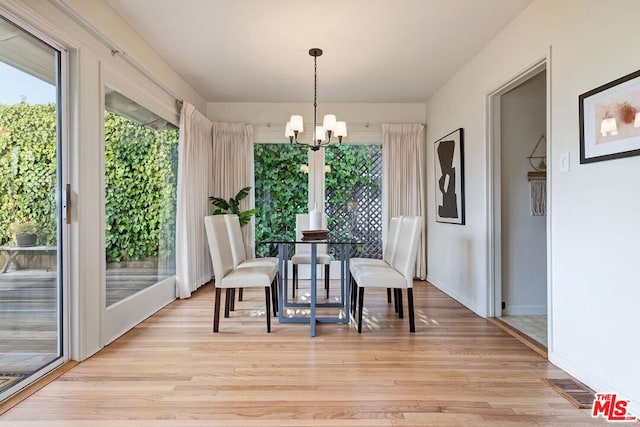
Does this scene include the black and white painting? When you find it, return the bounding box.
[434,128,465,225]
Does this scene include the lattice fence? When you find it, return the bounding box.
[325,145,382,258]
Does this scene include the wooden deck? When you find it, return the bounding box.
[0,268,168,378]
[0,281,605,425]
[0,271,58,375]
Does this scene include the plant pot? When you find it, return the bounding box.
[16,233,37,247]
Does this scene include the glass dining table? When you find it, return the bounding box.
[265,233,362,336]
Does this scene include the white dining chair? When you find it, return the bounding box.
[351,216,423,333]
[223,214,279,315]
[349,216,402,310]
[204,215,276,332]
[291,213,331,299]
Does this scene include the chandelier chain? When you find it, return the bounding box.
[313,54,318,144]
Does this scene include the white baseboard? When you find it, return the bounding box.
[427,275,484,317]
[502,305,547,316]
[549,351,640,418]
[103,277,175,347]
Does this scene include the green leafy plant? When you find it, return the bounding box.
[11,220,38,235]
[209,186,256,226]
[0,104,178,262]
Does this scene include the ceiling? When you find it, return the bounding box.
[103,0,532,104]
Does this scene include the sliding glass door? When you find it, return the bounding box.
[0,15,65,400]
[102,85,178,344]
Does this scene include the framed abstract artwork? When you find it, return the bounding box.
[579,69,640,164]
[434,128,465,225]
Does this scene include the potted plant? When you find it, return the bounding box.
[209,186,256,226]
[12,220,38,246]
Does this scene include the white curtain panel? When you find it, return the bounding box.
[382,123,427,280]
[211,122,255,257]
[175,102,214,298]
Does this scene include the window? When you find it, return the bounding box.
[104,88,178,306]
[253,142,383,260]
[254,144,308,257]
[325,144,382,258]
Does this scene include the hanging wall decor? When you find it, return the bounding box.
[579,68,640,164]
[434,128,465,225]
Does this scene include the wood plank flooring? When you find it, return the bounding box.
[0,281,606,426]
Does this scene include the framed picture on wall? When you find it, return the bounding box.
[579,68,640,164]
[434,128,465,225]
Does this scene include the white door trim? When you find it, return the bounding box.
[485,48,553,351]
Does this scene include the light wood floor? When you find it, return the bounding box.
[1,281,605,426]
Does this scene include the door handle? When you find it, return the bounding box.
[64,183,71,224]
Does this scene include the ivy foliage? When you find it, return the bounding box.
[0,103,178,263]
[104,112,178,262]
[0,103,58,246]
[254,144,308,256]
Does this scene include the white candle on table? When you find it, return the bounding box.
[309,206,322,230]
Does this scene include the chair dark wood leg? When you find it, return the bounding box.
[229,288,236,311]
[271,278,278,316]
[325,264,330,299]
[213,287,222,332]
[407,288,415,333]
[394,288,399,313]
[387,288,392,304]
[224,288,231,318]
[265,287,271,333]
[351,277,357,316]
[292,264,298,298]
[397,289,404,319]
[238,288,243,301]
[357,287,365,333]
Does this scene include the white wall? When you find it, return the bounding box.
[425,0,640,412]
[500,72,547,315]
[56,0,206,114]
[207,102,426,143]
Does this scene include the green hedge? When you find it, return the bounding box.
[0,103,178,263]
[0,103,57,246]
[254,144,308,256]
[104,112,178,262]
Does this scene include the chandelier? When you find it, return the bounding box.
[285,48,347,151]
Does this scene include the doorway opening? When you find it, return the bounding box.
[488,58,550,351]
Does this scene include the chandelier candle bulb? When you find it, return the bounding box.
[315,126,325,142]
[323,114,337,133]
[290,115,304,133]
